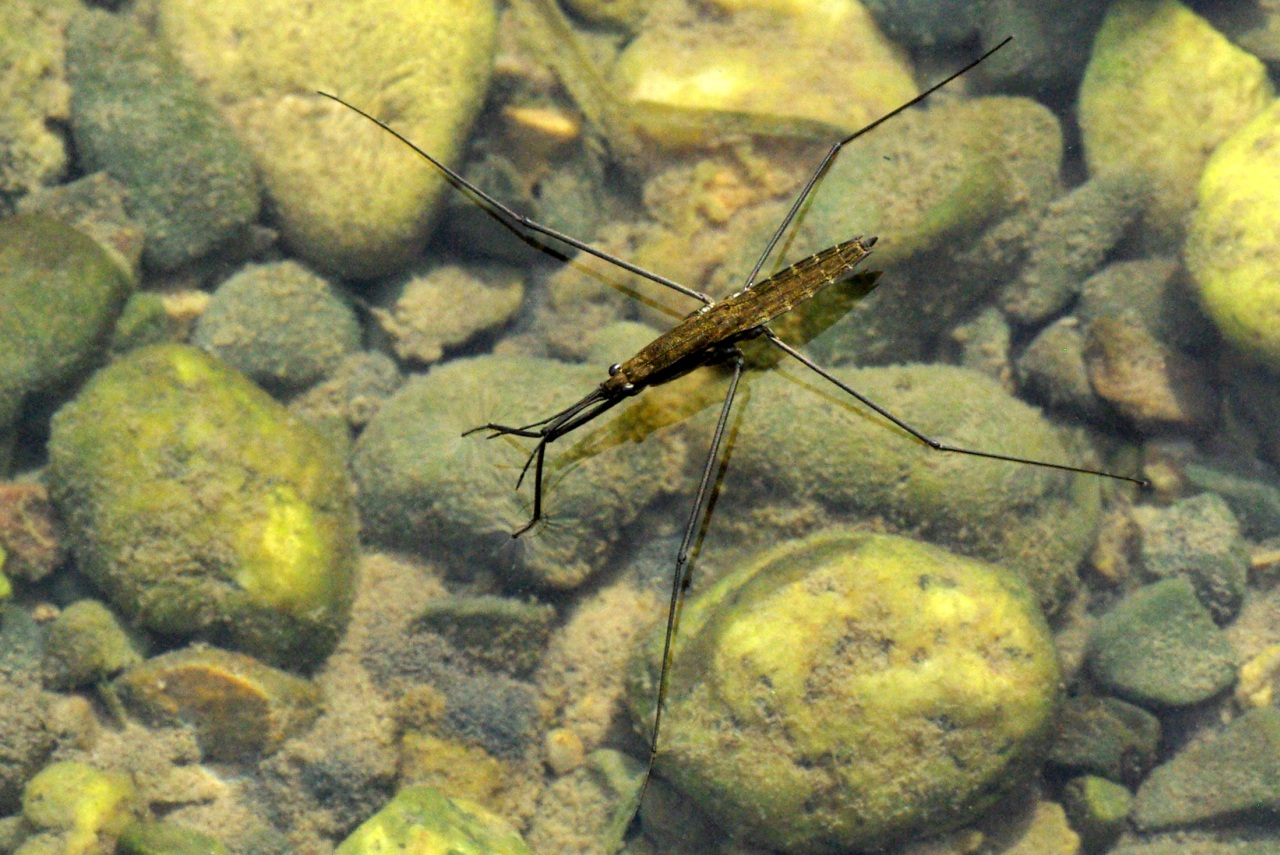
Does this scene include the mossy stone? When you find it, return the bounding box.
[1134,706,1280,830]
[0,213,130,416]
[1061,775,1133,852]
[43,599,144,689]
[154,0,497,278]
[0,0,75,200]
[1079,0,1273,247]
[111,293,173,354]
[1185,98,1280,369]
[66,9,260,270]
[1047,695,1162,785]
[193,261,360,394]
[733,96,1063,368]
[114,646,321,760]
[1087,577,1237,708]
[47,344,357,668]
[334,786,533,855]
[117,821,230,855]
[629,531,1061,853]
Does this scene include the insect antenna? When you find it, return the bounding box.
[740,36,1013,292]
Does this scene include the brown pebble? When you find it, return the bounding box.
[1085,316,1218,432]
[0,482,64,582]
[114,646,321,761]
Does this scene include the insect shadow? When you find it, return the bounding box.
[319,34,1146,841]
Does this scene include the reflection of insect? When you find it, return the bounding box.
[320,35,1145,838]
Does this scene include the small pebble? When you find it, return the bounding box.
[544,727,584,776]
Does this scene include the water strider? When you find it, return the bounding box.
[320,35,1146,842]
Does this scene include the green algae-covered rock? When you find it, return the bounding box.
[629,531,1061,854]
[1061,775,1133,852]
[66,9,259,271]
[1087,577,1237,708]
[22,761,140,855]
[0,0,75,201]
[1134,706,1280,831]
[724,364,1102,612]
[749,96,1063,367]
[47,344,357,669]
[1185,98,1280,369]
[193,260,360,394]
[0,214,130,421]
[43,599,144,689]
[334,786,533,855]
[117,821,230,855]
[353,355,684,588]
[1047,695,1162,785]
[1079,0,1273,247]
[610,0,916,147]
[154,0,496,278]
[790,96,1062,268]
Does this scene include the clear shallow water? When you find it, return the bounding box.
[3,1,1279,854]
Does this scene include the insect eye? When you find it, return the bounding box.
[608,363,622,376]
[622,383,635,394]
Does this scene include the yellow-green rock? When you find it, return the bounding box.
[334,786,533,855]
[47,344,358,668]
[0,0,75,199]
[1185,98,1280,368]
[610,0,916,145]
[22,761,140,855]
[154,0,497,278]
[630,531,1061,854]
[1079,0,1273,246]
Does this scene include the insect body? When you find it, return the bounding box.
[463,235,878,536]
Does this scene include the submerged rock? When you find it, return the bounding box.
[154,0,497,278]
[0,0,75,202]
[114,646,321,760]
[21,761,141,855]
[43,600,144,690]
[610,0,916,146]
[193,260,360,395]
[66,9,259,270]
[0,214,130,430]
[1078,0,1272,246]
[353,354,685,589]
[1185,99,1280,370]
[116,821,231,855]
[1087,577,1237,708]
[334,786,533,855]
[48,344,358,668]
[629,530,1061,853]
[724,363,1104,611]
[1134,706,1280,831]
